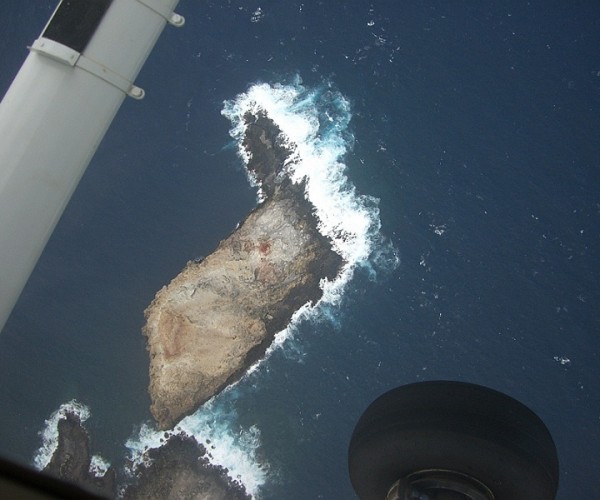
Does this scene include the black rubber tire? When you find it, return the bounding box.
[348,381,559,500]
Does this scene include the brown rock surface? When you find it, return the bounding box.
[143,112,344,429]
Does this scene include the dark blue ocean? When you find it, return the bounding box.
[1,1,598,498]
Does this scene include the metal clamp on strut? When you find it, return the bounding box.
[134,0,185,27]
[30,38,145,100]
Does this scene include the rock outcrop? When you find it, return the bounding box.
[123,434,251,500]
[143,112,344,429]
[43,412,116,498]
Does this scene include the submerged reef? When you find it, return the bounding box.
[143,111,344,429]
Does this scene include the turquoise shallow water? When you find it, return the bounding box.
[1,1,599,498]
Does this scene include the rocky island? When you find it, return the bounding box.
[143,111,344,429]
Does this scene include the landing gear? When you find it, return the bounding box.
[348,381,559,500]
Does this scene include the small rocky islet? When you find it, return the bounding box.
[143,110,344,430]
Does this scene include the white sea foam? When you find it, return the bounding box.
[89,454,111,478]
[178,404,267,495]
[125,77,398,498]
[32,400,91,471]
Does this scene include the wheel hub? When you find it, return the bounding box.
[387,469,494,500]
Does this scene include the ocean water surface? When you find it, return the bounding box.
[0,1,599,499]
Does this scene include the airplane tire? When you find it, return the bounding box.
[348,381,559,500]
